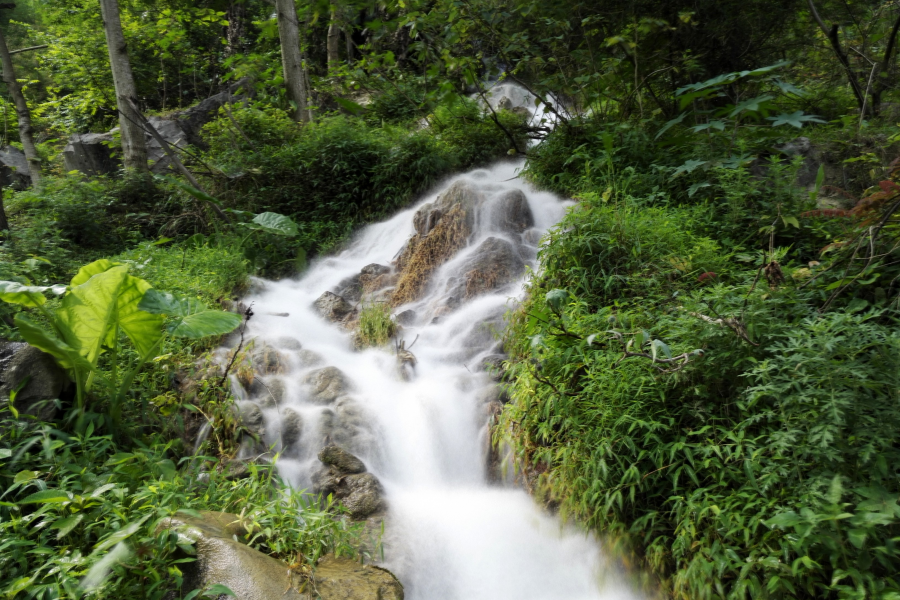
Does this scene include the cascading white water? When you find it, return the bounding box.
[227,89,640,599]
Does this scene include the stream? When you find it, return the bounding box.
[225,88,641,600]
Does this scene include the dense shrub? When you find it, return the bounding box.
[503,155,900,598]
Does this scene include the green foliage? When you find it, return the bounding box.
[503,136,900,598]
[355,303,397,349]
[0,413,366,600]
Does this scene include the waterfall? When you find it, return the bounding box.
[225,120,640,599]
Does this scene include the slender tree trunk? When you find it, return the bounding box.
[275,0,309,122]
[0,26,40,184]
[327,5,341,73]
[225,0,246,57]
[0,194,9,230]
[98,0,148,173]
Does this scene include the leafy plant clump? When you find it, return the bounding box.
[355,302,397,349]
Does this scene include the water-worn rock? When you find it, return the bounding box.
[158,511,307,600]
[235,401,265,437]
[280,408,303,456]
[250,377,286,408]
[392,181,483,305]
[490,189,534,234]
[0,146,31,189]
[302,367,349,404]
[0,342,67,422]
[334,274,364,304]
[454,237,526,299]
[319,444,366,474]
[314,555,404,600]
[315,291,354,321]
[297,349,325,368]
[274,336,303,351]
[250,343,284,375]
[394,309,417,326]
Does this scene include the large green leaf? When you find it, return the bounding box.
[70,259,121,287]
[767,111,826,129]
[58,266,163,364]
[139,289,242,339]
[14,313,94,374]
[0,281,66,307]
[239,212,299,237]
[18,490,71,504]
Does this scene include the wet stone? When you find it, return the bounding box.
[275,336,302,351]
[394,309,417,326]
[302,366,348,404]
[281,408,303,456]
[297,349,325,368]
[314,292,354,322]
[319,444,366,474]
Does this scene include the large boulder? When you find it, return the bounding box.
[0,342,67,422]
[160,511,404,600]
[489,189,534,234]
[319,444,366,473]
[62,133,119,177]
[447,237,526,301]
[159,511,306,600]
[0,146,31,189]
[392,181,484,306]
[314,555,404,600]
[62,80,252,178]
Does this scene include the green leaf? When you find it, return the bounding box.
[94,514,150,552]
[203,584,237,598]
[767,111,826,128]
[57,266,164,364]
[847,528,868,549]
[156,175,224,207]
[728,94,774,117]
[688,182,711,197]
[238,212,299,237]
[651,339,672,360]
[0,281,65,307]
[672,159,708,179]
[70,259,120,287]
[782,216,800,229]
[19,490,71,504]
[50,514,84,539]
[0,448,10,460]
[13,470,37,483]
[765,511,802,529]
[655,112,687,140]
[139,290,242,339]
[334,97,367,115]
[545,289,568,312]
[15,313,94,374]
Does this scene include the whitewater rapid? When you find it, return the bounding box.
[228,158,641,600]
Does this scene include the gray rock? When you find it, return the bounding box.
[452,237,526,300]
[280,408,303,455]
[296,349,325,368]
[0,343,67,422]
[252,378,285,408]
[480,354,507,381]
[302,366,348,404]
[523,228,542,245]
[274,336,302,351]
[395,309,417,326]
[361,263,391,276]
[235,401,264,437]
[250,343,284,375]
[313,555,404,600]
[0,146,31,189]
[490,189,534,234]
[311,445,384,518]
[314,291,353,321]
[777,137,823,188]
[339,472,384,519]
[62,133,119,177]
[319,444,366,474]
[334,274,363,304]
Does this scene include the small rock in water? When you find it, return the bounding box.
[523,228,542,245]
[313,555,404,600]
[252,377,286,408]
[281,408,303,456]
[319,444,366,474]
[275,336,302,351]
[394,309,417,326]
[250,343,285,375]
[491,188,535,234]
[302,366,349,404]
[296,349,325,368]
[315,291,354,321]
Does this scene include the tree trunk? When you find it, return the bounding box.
[0,194,8,230]
[0,26,40,184]
[225,0,246,57]
[98,0,148,173]
[275,0,309,122]
[327,6,341,73]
